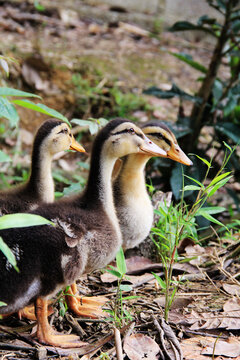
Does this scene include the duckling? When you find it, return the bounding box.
[0,119,85,216]
[0,118,166,348]
[113,121,192,250]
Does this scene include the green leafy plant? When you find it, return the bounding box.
[151,145,234,321]
[104,247,135,328]
[144,0,240,203]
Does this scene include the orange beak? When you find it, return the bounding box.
[167,144,192,166]
[69,136,85,153]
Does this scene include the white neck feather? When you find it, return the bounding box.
[99,149,122,243]
[37,151,54,203]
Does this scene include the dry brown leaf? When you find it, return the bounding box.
[223,284,240,296]
[181,336,237,360]
[100,272,154,286]
[123,333,160,360]
[185,244,213,266]
[202,337,240,357]
[154,295,193,309]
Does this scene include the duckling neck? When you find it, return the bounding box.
[116,154,151,196]
[27,146,54,203]
[82,146,122,240]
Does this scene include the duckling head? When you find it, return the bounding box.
[142,121,192,166]
[98,118,167,159]
[33,119,85,156]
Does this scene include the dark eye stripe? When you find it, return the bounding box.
[57,128,69,134]
[112,129,144,139]
[147,132,171,146]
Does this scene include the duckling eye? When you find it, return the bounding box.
[58,128,68,134]
[128,128,135,134]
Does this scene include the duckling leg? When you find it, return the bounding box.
[65,283,108,318]
[18,302,54,321]
[36,298,87,348]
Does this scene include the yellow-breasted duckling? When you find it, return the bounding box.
[113,121,192,250]
[0,118,166,348]
[0,119,85,216]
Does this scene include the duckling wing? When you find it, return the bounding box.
[51,217,85,248]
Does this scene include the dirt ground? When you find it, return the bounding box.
[0,1,239,359]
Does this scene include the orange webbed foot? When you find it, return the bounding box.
[65,283,108,318]
[36,298,87,348]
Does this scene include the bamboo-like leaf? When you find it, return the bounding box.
[71,118,99,135]
[207,176,232,197]
[0,236,18,271]
[192,154,211,168]
[116,247,127,275]
[170,52,207,73]
[0,213,53,230]
[0,87,41,98]
[119,284,132,292]
[196,206,225,216]
[197,211,226,227]
[183,185,202,191]
[152,272,166,289]
[12,100,70,126]
[184,174,205,188]
[0,301,7,307]
[223,141,233,152]
[105,267,122,279]
[207,172,231,189]
[0,97,19,127]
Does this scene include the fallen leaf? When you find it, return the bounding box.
[123,333,160,360]
[202,337,240,357]
[223,284,240,297]
[154,295,193,309]
[180,336,236,360]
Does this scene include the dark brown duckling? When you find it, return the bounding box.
[0,118,165,348]
[0,119,85,216]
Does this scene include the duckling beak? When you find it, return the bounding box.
[70,137,85,153]
[139,135,167,157]
[167,144,193,166]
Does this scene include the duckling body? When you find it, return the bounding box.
[0,119,165,347]
[114,121,192,250]
[0,119,84,215]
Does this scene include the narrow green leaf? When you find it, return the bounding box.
[152,272,166,289]
[0,97,19,127]
[0,301,7,307]
[105,267,121,279]
[197,211,225,227]
[0,87,41,98]
[196,206,225,216]
[0,150,11,163]
[223,142,232,152]
[170,52,207,73]
[207,176,232,197]
[192,154,211,168]
[116,247,127,275]
[71,118,99,135]
[183,185,202,191]
[0,236,18,271]
[207,172,231,189]
[184,175,204,188]
[119,284,132,292]
[12,100,70,126]
[0,213,53,230]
